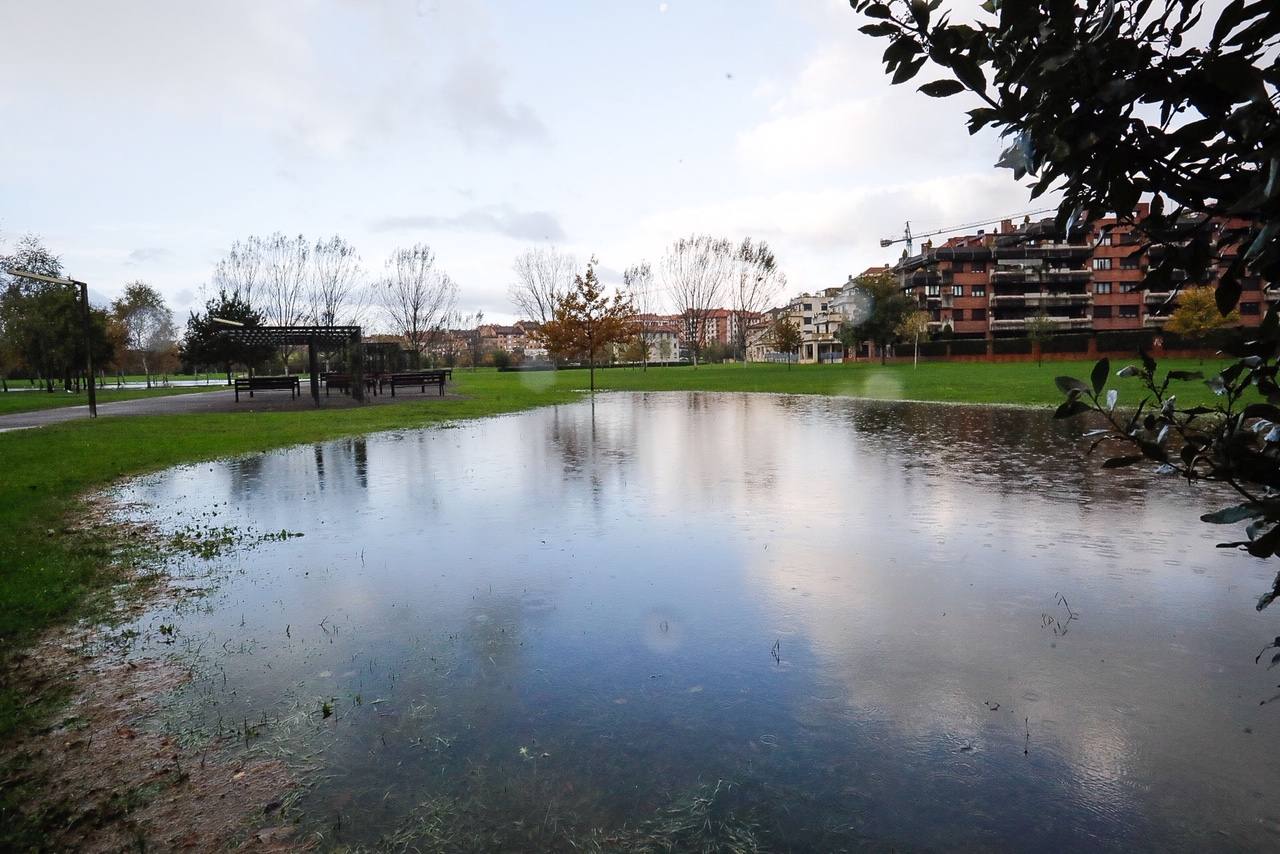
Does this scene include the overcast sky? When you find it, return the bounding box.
[1,0,1054,325]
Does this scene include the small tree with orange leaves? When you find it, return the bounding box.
[536,259,636,391]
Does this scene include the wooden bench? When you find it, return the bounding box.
[386,370,448,397]
[234,375,300,402]
[323,372,378,397]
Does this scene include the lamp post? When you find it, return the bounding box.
[5,268,97,418]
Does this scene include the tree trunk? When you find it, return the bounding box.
[880,342,887,366]
[589,358,595,391]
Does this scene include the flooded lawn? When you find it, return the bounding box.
[111,392,1280,850]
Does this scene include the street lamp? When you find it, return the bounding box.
[5,268,97,418]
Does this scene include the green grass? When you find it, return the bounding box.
[0,384,219,415]
[558,356,1237,408]
[0,357,1239,739]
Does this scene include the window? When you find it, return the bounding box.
[972,262,986,273]
[1094,305,1113,318]
[1120,256,1140,269]
[803,303,812,311]
[1243,278,1261,291]
[803,316,813,326]
[925,285,941,296]
[1119,305,1138,318]
[1099,233,1113,246]
[1120,282,1140,293]
[952,261,966,273]
[1092,257,1113,270]
[971,285,986,297]
[971,308,987,321]
[1095,282,1112,294]
[820,303,829,310]
[951,285,964,297]
[1241,302,1261,315]
[953,308,965,321]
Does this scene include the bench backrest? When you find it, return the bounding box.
[236,376,297,388]
[390,371,447,382]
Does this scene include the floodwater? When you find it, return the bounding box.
[112,392,1280,851]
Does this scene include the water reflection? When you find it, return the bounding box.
[114,393,1280,850]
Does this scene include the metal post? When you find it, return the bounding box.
[80,281,97,418]
[308,335,320,406]
[351,330,365,402]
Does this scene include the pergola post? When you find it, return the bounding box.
[351,330,365,402]
[308,334,320,406]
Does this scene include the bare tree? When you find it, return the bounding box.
[661,235,732,367]
[259,233,310,372]
[380,244,457,369]
[110,282,175,388]
[212,236,264,309]
[623,261,658,371]
[510,246,576,324]
[730,238,785,363]
[309,235,363,326]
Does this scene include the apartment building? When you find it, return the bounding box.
[891,206,1273,339]
[748,288,845,363]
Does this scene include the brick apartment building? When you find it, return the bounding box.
[892,206,1272,340]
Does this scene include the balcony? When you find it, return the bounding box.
[989,293,1028,304]
[996,244,1093,261]
[1024,293,1093,307]
[990,316,1092,331]
[1144,291,1176,304]
[1144,315,1170,326]
[991,269,1036,283]
[1043,269,1092,283]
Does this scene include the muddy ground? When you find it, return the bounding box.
[0,513,306,852]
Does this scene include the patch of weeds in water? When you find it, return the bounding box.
[328,778,770,854]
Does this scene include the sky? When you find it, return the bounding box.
[0,0,1055,325]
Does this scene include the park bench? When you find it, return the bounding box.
[234,375,300,402]
[323,372,378,397]
[386,370,448,397]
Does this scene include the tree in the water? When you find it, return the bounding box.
[536,259,636,391]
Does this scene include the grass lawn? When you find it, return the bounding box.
[0,384,220,416]
[541,355,1238,408]
[0,356,1240,736]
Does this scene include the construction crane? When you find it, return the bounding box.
[879,208,1058,255]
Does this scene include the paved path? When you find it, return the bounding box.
[0,386,455,431]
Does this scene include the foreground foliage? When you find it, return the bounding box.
[851,0,1279,313]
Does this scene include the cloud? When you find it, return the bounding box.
[736,44,987,179]
[0,1,547,156]
[441,58,548,145]
[372,205,566,241]
[127,247,173,265]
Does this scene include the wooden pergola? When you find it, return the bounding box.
[220,325,365,406]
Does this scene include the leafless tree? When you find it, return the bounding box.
[309,235,364,326]
[212,236,264,309]
[510,246,576,324]
[623,261,659,371]
[260,233,310,371]
[730,238,785,363]
[661,235,733,367]
[380,244,457,368]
